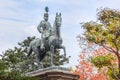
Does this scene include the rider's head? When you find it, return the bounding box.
[44,13,48,21]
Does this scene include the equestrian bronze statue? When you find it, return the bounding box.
[27,7,66,68]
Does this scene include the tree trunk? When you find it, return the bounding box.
[118,56,120,75]
[116,52,120,75]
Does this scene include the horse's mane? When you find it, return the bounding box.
[51,18,56,35]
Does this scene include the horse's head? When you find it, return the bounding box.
[55,13,62,27]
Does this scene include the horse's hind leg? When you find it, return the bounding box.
[36,48,43,69]
[36,59,43,69]
[27,46,32,57]
[50,45,54,66]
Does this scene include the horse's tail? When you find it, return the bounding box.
[27,44,32,57]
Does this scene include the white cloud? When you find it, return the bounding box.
[40,0,81,4]
[0,0,18,7]
[0,0,120,68]
[24,25,39,37]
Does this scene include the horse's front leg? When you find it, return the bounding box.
[36,48,43,69]
[59,45,66,59]
[50,45,54,66]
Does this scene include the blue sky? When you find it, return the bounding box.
[0,0,120,68]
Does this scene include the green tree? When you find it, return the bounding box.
[77,36,119,79]
[81,8,120,79]
[1,36,69,72]
[0,59,37,80]
[90,50,118,80]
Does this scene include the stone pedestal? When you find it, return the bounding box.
[26,66,79,80]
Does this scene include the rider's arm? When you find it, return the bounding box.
[37,21,43,33]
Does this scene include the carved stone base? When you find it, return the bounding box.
[26,66,79,80]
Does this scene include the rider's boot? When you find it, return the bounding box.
[41,43,45,52]
[41,38,45,52]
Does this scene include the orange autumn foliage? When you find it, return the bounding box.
[74,48,107,80]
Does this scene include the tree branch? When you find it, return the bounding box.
[101,44,116,53]
[110,63,120,80]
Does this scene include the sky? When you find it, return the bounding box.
[0,0,120,68]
